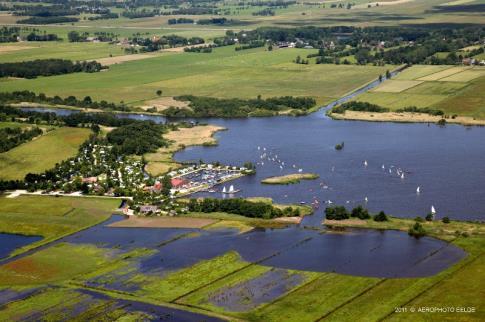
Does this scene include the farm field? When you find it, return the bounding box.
[354,65,485,119]
[0,41,128,63]
[0,46,391,106]
[0,194,482,321]
[0,127,90,180]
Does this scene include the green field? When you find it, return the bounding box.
[354,65,485,119]
[0,46,390,105]
[0,127,90,180]
[0,41,127,63]
[0,195,120,256]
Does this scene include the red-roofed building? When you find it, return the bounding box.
[171,178,187,188]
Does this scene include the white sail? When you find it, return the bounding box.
[431,205,436,214]
[222,186,226,193]
[298,168,303,173]
[400,173,404,179]
[416,186,420,194]
[382,164,385,170]
[365,197,368,203]
[229,185,234,193]
[364,160,368,167]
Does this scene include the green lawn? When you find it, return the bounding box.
[0,195,121,256]
[0,127,90,180]
[0,46,390,105]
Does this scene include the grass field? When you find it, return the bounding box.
[0,195,120,256]
[354,65,485,119]
[0,127,90,180]
[0,46,391,106]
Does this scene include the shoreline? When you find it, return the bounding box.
[329,110,485,126]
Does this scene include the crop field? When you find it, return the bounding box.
[354,65,485,118]
[0,195,120,256]
[0,127,90,180]
[0,46,390,106]
[0,41,128,63]
[371,80,423,93]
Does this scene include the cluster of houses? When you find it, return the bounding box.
[462,57,485,66]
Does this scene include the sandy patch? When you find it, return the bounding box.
[140,96,190,112]
[108,216,216,228]
[164,125,225,147]
[324,219,367,226]
[161,43,211,53]
[354,0,416,9]
[331,110,485,126]
[273,216,303,224]
[144,125,225,176]
[372,80,423,93]
[417,67,469,81]
[0,45,35,54]
[95,53,161,66]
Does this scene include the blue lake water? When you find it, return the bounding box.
[63,215,466,278]
[175,114,485,222]
[0,233,42,259]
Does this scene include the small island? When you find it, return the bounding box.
[261,173,319,185]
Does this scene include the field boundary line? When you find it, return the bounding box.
[314,278,387,322]
[171,237,314,304]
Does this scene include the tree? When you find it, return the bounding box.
[442,216,450,224]
[161,175,172,196]
[408,222,426,238]
[373,211,388,222]
[425,213,434,221]
[378,74,383,82]
[156,89,162,96]
[385,70,391,79]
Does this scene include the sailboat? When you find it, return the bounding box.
[364,160,368,167]
[416,186,421,194]
[223,184,240,194]
[364,197,368,203]
[431,205,436,215]
[400,173,405,179]
[382,164,385,170]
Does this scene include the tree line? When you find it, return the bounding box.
[187,198,300,219]
[332,101,444,116]
[325,205,388,222]
[0,59,104,79]
[0,126,43,153]
[0,91,130,112]
[163,95,316,118]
